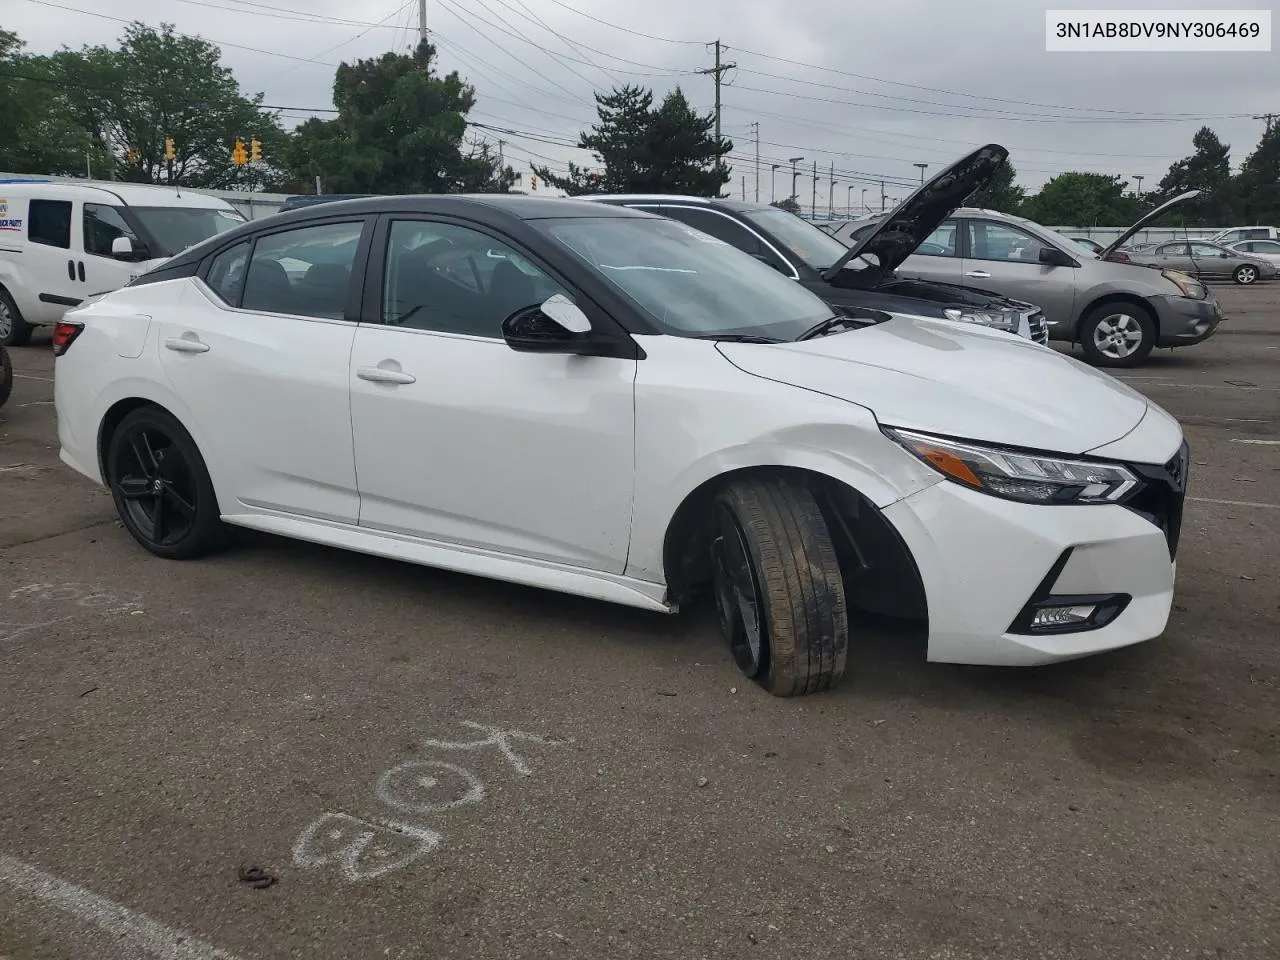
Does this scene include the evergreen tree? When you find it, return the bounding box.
[1153,126,1233,223]
[1233,122,1280,225]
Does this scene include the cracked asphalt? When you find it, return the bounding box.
[1,284,1277,960]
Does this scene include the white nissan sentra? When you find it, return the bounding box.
[52,177,1188,697]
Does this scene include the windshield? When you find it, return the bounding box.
[129,206,246,257]
[539,216,833,339]
[739,207,852,270]
[1007,216,1104,260]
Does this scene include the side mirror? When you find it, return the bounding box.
[502,294,596,354]
[1038,246,1075,267]
[110,236,134,260]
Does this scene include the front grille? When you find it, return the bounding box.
[1123,440,1190,560]
[1027,312,1049,344]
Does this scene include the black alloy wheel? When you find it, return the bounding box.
[107,407,223,558]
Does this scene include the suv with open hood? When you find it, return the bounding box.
[581,145,1050,344]
[851,191,1224,367]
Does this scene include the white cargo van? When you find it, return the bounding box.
[0,179,245,345]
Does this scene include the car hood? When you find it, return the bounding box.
[717,315,1150,455]
[821,143,1010,281]
[1100,190,1200,258]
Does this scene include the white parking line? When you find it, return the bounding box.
[1229,438,1280,445]
[1189,497,1280,510]
[13,373,53,382]
[0,854,244,960]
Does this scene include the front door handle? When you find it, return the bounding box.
[164,336,210,354]
[357,365,416,385]
[67,260,75,280]
[966,270,991,278]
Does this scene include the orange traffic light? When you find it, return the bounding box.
[232,138,247,166]
[164,136,175,161]
[250,137,262,163]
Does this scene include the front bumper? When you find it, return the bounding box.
[882,451,1184,666]
[1151,293,1222,347]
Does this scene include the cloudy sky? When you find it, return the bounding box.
[6,0,1277,211]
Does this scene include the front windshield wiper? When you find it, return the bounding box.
[693,333,785,344]
[796,315,858,341]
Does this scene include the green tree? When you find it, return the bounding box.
[532,83,731,196]
[0,29,108,176]
[1022,172,1143,226]
[44,22,287,188]
[281,40,512,195]
[771,196,801,214]
[1232,122,1280,225]
[1152,126,1233,224]
[965,160,1026,213]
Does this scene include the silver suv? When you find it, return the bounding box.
[842,193,1224,367]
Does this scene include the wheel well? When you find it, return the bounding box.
[1075,293,1158,343]
[97,398,163,477]
[662,465,928,622]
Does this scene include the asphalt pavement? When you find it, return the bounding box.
[1,286,1277,960]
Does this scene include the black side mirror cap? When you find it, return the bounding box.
[501,307,639,360]
[1039,247,1076,267]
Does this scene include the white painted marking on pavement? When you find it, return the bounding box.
[0,854,244,960]
[292,813,443,882]
[376,760,486,813]
[13,373,53,382]
[1189,497,1280,510]
[1229,438,1280,445]
[419,720,571,777]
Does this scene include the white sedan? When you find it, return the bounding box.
[52,196,1189,696]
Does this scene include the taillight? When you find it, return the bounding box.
[52,321,84,357]
[1107,251,1131,263]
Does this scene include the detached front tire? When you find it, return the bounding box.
[1078,302,1156,368]
[709,476,850,697]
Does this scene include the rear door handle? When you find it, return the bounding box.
[164,336,210,354]
[357,365,416,384]
[77,261,85,282]
[966,270,991,278]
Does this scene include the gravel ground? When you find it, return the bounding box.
[1,284,1277,960]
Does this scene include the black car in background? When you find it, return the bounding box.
[583,145,1049,344]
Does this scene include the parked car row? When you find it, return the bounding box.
[49,148,1191,699]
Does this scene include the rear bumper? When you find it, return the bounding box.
[1151,294,1222,347]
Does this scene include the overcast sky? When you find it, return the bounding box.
[6,0,1277,211]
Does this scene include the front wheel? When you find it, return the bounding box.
[1078,303,1156,368]
[106,406,225,559]
[709,476,850,697]
[1233,264,1258,285]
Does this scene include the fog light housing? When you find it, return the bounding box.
[1031,605,1096,629]
[1008,548,1133,635]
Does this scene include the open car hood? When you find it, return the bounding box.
[821,144,1009,281]
[1100,190,1200,259]
[717,315,1150,455]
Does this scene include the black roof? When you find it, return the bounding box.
[159,193,655,272]
[584,193,772,214]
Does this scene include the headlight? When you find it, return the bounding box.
[884,428,1139,504]
[1161,269,1206,300]
[943,307,1019,333]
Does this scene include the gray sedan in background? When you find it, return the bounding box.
[1127,239,1276,285]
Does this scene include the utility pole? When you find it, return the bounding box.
[811,159,817,220]
[751,122,760,202]
[846,184,853,215]
[880,180,886,212]
[1254,113,1278,134]
[418,0,428,43]
[771,163,780,203]
[789,156,803,206]
[914,162,928,184]
[828,161,835,218]
[497,139,505,170]
[860,187,866,214]
[696,41,736,144]
[1134,174,1144,197]
[742,175,746,201]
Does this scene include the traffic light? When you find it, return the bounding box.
[250,136,262,163]
[530,174,538,190]
[125,146,140,166]
[164,136,176,161]
[232,138,248,166]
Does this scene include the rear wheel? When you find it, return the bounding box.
[106,406,225,559]
[1078,302,1156,368]
[1233,264,1258,285]
[0,289,33,347]
[709,476,849,697]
